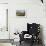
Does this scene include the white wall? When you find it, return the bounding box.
[0,4,9,39]
[0,0,8,3]
[0,0,13,46]
[9,0,46,45]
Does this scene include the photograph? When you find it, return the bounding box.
[16,10,25,16]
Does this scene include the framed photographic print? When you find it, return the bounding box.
[16,10,25,16]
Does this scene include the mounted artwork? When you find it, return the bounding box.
[16,10,25,16]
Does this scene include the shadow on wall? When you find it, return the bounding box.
[40,25,45,46]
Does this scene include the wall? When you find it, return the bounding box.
[0,4,9,39]
[0,0,13,46]
[9,0,46,45]
[0,0,8,3]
